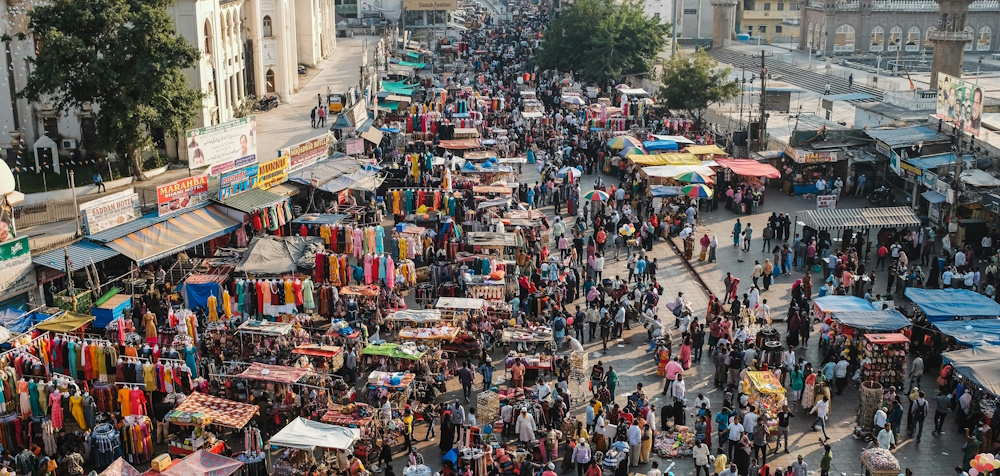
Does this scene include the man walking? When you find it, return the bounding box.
[933,389,951,435]
[742,223,753,252]
[458,361,474,402]
[93,172,106,192]
[311,107,317,128]
[318,106,327,128]
[761,223,773,252]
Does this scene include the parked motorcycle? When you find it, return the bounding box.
[867,186,898,206]
[259,95,279,111]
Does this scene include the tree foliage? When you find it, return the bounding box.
[20,0,202,180]
[536,0,669,85]
[658,50,740,119]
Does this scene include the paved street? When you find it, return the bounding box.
[391,166,965,476]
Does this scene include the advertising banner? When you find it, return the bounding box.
[783,145,836,164]
[0,237,33,301]
[80,188,141,235]
[403,0,458,10]
[156,175,209,216]
[283,134,332,173]
[345,138,365,156]
[186,116,257,171]
[936,73,983,136]
[816,195,837,209]
[256,156,289,190]
[219,164,260,200]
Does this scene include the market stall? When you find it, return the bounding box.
[160,450,244,476]
[292,344,345,372]
[904,288,1000,321]
[812,296,877,322]
[941,347,1000,423]
[268,416,361,476]
[861,333,909,390]
[931,320,1000,348]
[167,392,259,457]
[743,371,785,443]
[360,342,426,372]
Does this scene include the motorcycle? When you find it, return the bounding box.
[867,185,898,206]
[258,95,279,111]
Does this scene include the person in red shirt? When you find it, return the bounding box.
[877,242,889,270]
[596,228,607,253]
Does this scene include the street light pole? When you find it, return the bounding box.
[68,170,81,237]
[876,53,882,83]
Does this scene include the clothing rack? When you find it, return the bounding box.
[119,356,150,363]
[0,332,51,362]
[55,334,112,346]
[115,382,146,387]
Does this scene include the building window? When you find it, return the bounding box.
[777,1,784,10]
[965,26,974,51]
[759,25,767,33]
[978,26,991,51]
[80,117,96,150]
[42,117,58,138]
[266,69,275,93]
[870,26,884,52]
[776,25,783,33]
[907,26,920,51]
[835,24,856,52]
[888,26,902,51]
[263,16,272,38]
[763,2,771,10]
[743,0,754,10]
[790,1,799,9]
[204,20,212,55]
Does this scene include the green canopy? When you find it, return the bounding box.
[398,61,426,69]
[378,101,400,111]
[361,343,425,360]
[382,84,415,96]
[407,51,420,59]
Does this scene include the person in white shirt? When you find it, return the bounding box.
[627,421,642,466]
[955,251,967,268]
[672,375,686,402]
[515,408,536,442]
[727,418,744,459]
[874,406,888,428]
[834,358,850,395]
[694,394,711,411]
[876,423,895,449]
[742,407,759,435]
[909,356,924,392]
[692,441,711,474]
[810,395,831,441]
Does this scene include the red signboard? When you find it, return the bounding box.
[156,175,209,216]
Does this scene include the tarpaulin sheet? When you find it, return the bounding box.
[813,296,876,314]
[234,236,324,274]
[904,288,1000,321]
[173,392,258,429]
[715,158,781,178]
[269,417,361,451]
[100,458,142,476]
[292,344,342,358]
[649,186,681,197]
[182,281,223,313]
[238,362,309,384]
[684,144,727,156]
[436,297,487,309]
[162,450,243,476]
[642,140,678,152]
[439,139,482,150]
[340,285,379,296]
[34,312,94,332]
[932,319,1000,347]
[0,309,56,334]
[361,343,425,360]
[626,153,700,166]
[237,319,293,336]
[106,205,240,266]
[642,164,716,179]
[830,309,911,331]
[318,168,385,194]
[388,309,442,323]
[942,346,1000,397]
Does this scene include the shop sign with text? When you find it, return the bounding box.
[256,156,289,190]
[156,175,209,216]
[219,164,260,200]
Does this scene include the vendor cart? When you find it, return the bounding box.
[743,371,786,452]
[859,448,900,476]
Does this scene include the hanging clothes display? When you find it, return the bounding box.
[90,423,122,467]
[120,417,154,464]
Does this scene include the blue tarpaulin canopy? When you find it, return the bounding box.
[830,309,911,331]
[642,140,678,152]
[942,347,1000,397]
[0,309,58,334]
[813,296,877,314]
[649,185,681,197]
[933,319,1000,347]
[904,288,1000,321]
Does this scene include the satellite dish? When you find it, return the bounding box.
[0,161,13,195]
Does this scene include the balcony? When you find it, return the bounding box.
[927,29,974,42]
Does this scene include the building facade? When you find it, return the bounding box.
[799,0,1000,56]
[737,0,801,44]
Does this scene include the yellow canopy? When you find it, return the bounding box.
[684,144,727,157]
[746,371,785,394]
[35,312,95,332]
[626,153,701,166]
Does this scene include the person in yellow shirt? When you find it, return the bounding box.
[714,448,728,475]
[403,409,414,453]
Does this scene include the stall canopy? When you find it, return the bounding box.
[234,235,324,274]
[642,140,678,152]
[798,207,920,231]
[340,285,379,296]
[642,164,716,179]
[316,168,385,194]
[904,288,1000,321]
[174,392,258,428]
[269,417,361,451]
[292,344,342,358]
[32,240,120,273]
[649,186,681,197]
[813,296,876,314]
[830,309,911,331]
[650,134,694,144]
[290,214,348,226]
[212,187,284,214]
[0,308,58,334]
[387,309,442,323]
[34,311,94,333]
[627,153,701,166]
[941,347,1000,397]
[236,319,293,336]
[439,139,482,150]
[361,343,425,360]
[436,297,488,309]
[161,450,243,476]
[466,231,518,247]
[932,319,1000,347]
[105,205,240,265]
[99,457,142,476]
[714,158,781,179]
[238,362,309,384]
[684,144,727,156]
[182,274,228,312]
[288,154,353,186]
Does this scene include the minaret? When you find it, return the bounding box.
[928,0,976,86]
[711,0,738,48]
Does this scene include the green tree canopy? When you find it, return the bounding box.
[20,0,202,180]
[659,50,740,120]
[536,0,669,85]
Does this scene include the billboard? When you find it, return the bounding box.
[403,0,457,10]
[0,237,33,301]
[219,164,260,200]
[256,156,289,190]
[186,116,258,172]
[283,134,333,173]
[80,188,141,235]
[156,175,209,216]
[936,73,983,136]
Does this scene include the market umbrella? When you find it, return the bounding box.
[618,146,645,157]
[583,190,609,201]
[681,184,714,198]
[606,136,642,150]
[674,171,713,184]
[561,96,586,106]
[555,166,583,180]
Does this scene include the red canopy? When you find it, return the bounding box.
[162,450,243,476]
[100,458,142,476]
[439,139,482,150]
[293,344,343,358]
[714,158,781,179]
[238,362,310,384]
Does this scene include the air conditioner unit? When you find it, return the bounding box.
[61,139,77,149]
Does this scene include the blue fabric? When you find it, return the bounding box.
[183,282,222,313]
[813,296,876,314]
[904,288,1000,321]
[642,140,678,151]
[793,183,820,195]
[830,310,910,331]
[933,320,1000,347]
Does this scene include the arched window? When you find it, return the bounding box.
[834,24,855,52]
[888,26,902,51]
[266,69,275,93]
[204,20,212,55]
[965,26,974,51]
[978,26,991,51]
[870,26,884,52]
[263,15,273,38]
[906,26,920,51]
[806,22,814,49]
[925,27,937,52]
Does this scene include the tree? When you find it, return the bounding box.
[536,0,669,85]
[20,0,202,180]
[658,50,740,121]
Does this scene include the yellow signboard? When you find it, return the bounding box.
[256,156,289,190]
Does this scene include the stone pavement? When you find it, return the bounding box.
[388,169,967,476]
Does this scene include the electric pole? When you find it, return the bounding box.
[757,50,768,151]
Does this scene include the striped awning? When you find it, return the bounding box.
[33,240,121,272]
[799,206,920,230]
[106,205,240,265]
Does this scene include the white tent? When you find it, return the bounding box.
[269,417,361,451]
[387,309,442,323]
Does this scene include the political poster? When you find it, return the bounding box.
[936,73,984,135]
[186,116,258,171]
